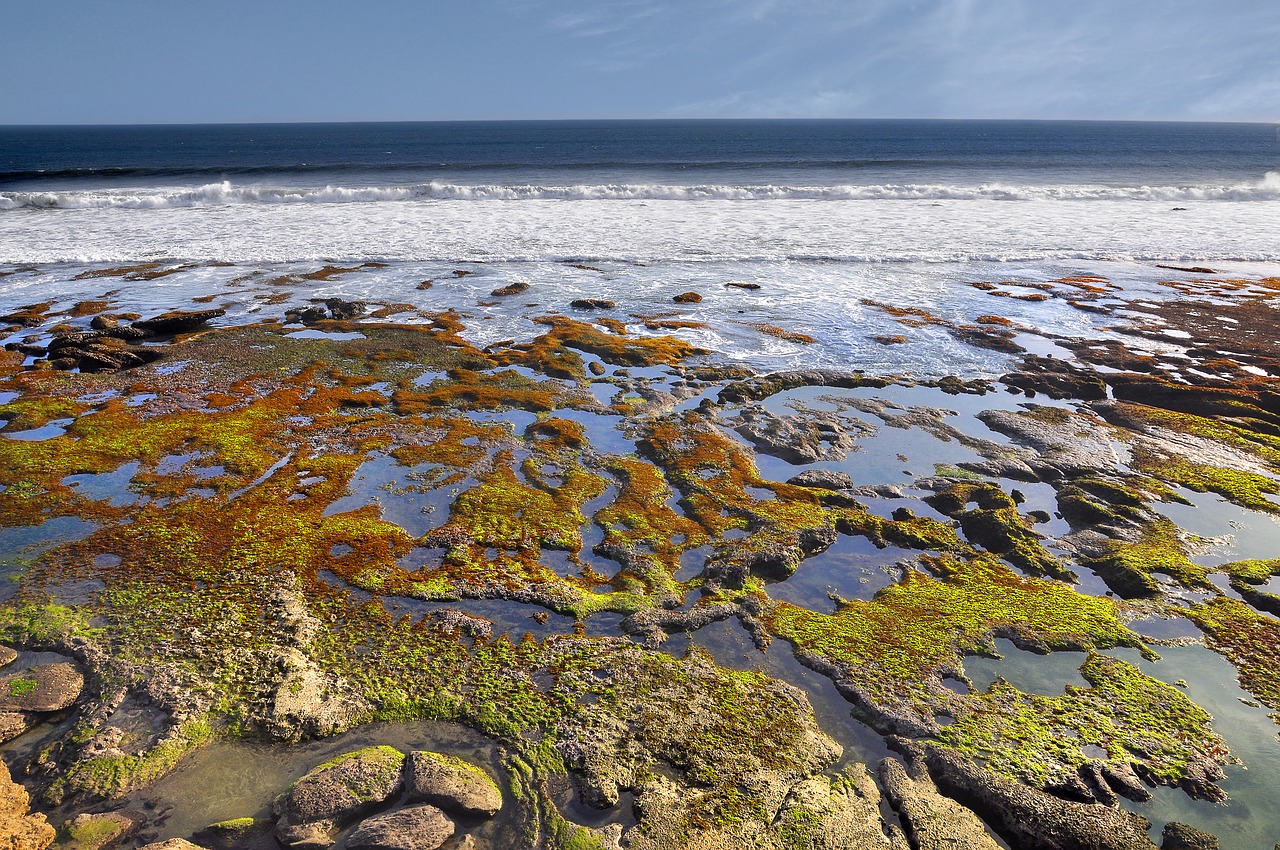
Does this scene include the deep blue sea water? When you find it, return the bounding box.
[3,119,1278,195]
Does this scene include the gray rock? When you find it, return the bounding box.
[0,662,83,712]
[274,746,405,848]
[406,752,502,818]
[771,764,910,850]
[345,806,455,850]
[324,298,366,321]
[734,406,870,464]
[878,759,1001,850]
[922,744,1159,850]
[787,469,855,491]
[1161,822,1219,850]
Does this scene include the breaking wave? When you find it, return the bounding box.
[4,173,1279,210]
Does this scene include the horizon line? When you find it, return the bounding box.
[3,116,1278,130]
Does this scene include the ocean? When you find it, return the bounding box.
[5,121,1280,848]
[2,120,1279,374]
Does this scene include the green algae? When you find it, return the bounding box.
[766,553,1140,708]
[56,716,214,800]
[938,653,1229,796]
[924,482,1073,580]
[1186,596,1280,715]
[1082,517,1209,598]
[0,306,1268,842]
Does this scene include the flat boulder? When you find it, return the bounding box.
[274,746,405,848]
[0,662,83,712]
[570,299,615,310]
[787,469,855,491]
[406,752,502,817]
[131,309,225,335]
[345,805,455,850]
[673,291,702,303]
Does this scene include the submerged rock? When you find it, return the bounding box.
[570,299,616,310]
[62,810,142,850]
[1160,822,1219,850]
[345,805,455,850]
[274,746,405,849]
[405,752,502,817]
[0,711,30,743]
[0,662,83,713]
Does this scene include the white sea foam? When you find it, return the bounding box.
[3,173,1280,210]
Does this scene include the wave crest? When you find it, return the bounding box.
[3,174,1279,210]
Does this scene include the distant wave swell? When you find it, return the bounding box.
[3,174,1279,209]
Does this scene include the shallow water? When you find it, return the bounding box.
[962,639,1090,695]
[1112,644,1280,850]
[127,721,508,849]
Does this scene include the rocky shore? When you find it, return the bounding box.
[1,262,1279,849]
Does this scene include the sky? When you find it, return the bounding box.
[4,0,1279,124]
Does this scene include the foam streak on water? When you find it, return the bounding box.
[2,197,1279,265]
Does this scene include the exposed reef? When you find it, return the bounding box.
[1,263,1279,850]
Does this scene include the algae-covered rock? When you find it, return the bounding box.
[0,662,83,712]
[0,761,55,850]
[192,816,269,849]
[61,810,142,850]
[771,763,910,850]
[345,805,455,850]
[405,752,502,817]
[274,746,405,849]
[265,649,370,743]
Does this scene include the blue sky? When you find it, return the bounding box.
[5,0,1278,123]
